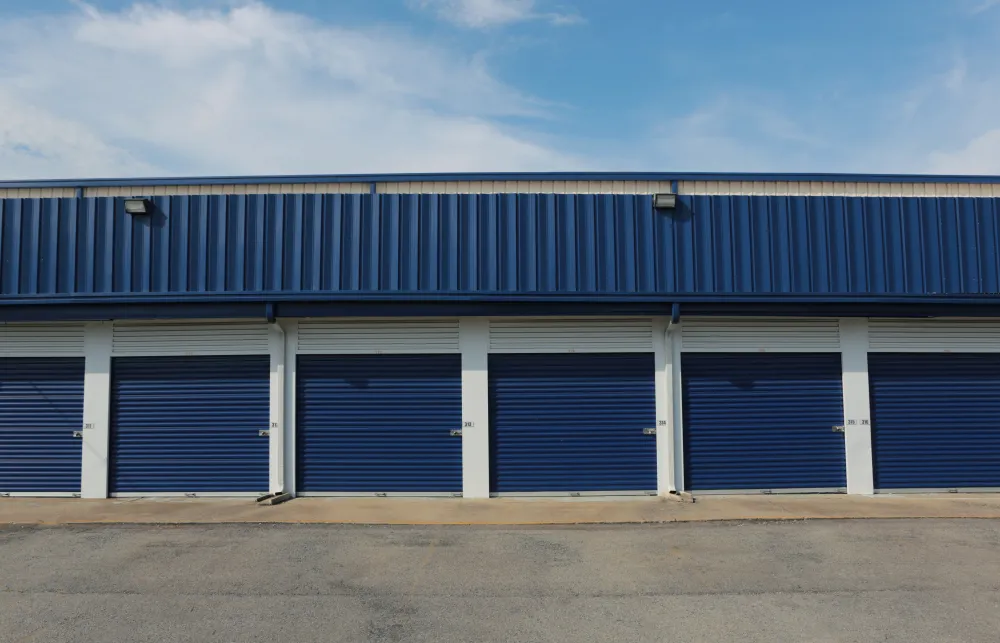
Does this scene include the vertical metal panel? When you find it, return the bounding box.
[2,194,1000,299]
[110,355,270,493]
[296,354,462,493]
[488,353,657,493]
[869,353,1000,490]
[681,353,846,492]
[0,358,84,493]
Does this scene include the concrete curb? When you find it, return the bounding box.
[3,495,1000,526]
[10,516,1000,527]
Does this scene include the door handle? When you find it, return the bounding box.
[72,431,83,438]
[832,425,845,433]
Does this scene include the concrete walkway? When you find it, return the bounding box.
[3,494,1000,525]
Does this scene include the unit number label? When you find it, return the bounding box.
[845,419,870,426]
[463,421,475,428]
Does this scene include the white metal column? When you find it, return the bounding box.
[268,322,287,495]
[459,317,490,499]
[281,320,299,496]
[81,322,112,499]
[653,318,675,495]
[671,323,686,492]
[839,318,875,495]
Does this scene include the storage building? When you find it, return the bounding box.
[1,171,999,498]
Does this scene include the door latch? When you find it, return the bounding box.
[642,428,657,436]
[450,429,463,437]
[72,431,83,438]
[832,425,846,433]
[259,430,270,437]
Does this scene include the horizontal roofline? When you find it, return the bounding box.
[2,171,1000,189]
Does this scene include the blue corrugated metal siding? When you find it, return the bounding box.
[296,355,462,493]
[2,195,1000,302]
[488,353,657,493]
[869,353,1000,490]
[110,356,270,493]
[0,358,84,493]
[682,353,846,492]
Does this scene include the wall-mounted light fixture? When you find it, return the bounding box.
[652,193,677,210]
[124,198,152,215]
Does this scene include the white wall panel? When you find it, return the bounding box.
[0,323,86,356]
[296,319,461,354]
[0,188,77,198]
[12,180,994,198]
[677,180,1000,197]
[111,321,270,356]
[488,318,654,353]
[376,180,675,194]
[868,319,1000,352]
[82,183,370,197]
[681,317,842,352]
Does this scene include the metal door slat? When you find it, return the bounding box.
[869,353,1000,490]
[488,353,656,494]
[110,355,270,493]
[296,354,462,494]
[682,353,846,492]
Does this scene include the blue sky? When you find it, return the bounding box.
[0,0,998,178]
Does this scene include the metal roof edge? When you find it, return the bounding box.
[3,292,1000,306]
[2,171,1000,189]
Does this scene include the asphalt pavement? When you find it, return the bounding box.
[1,520,998,642]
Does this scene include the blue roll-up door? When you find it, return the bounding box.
[0,358,84,494]
[110,355,270,494]
[296,354,462,494]
[870,353,1000,490]
[682,353,846,492]
[489,353,657,494]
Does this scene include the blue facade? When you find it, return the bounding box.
[1,192,1000,307]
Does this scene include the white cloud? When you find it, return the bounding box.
[643,42,1000,176]
[0,2,585,179]
[0,93,158,178]
[927,129,1000,173]
[881,52,1000,175]
[644,96,838,173]
[409,0,582,29]
[971,0,1000,14]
